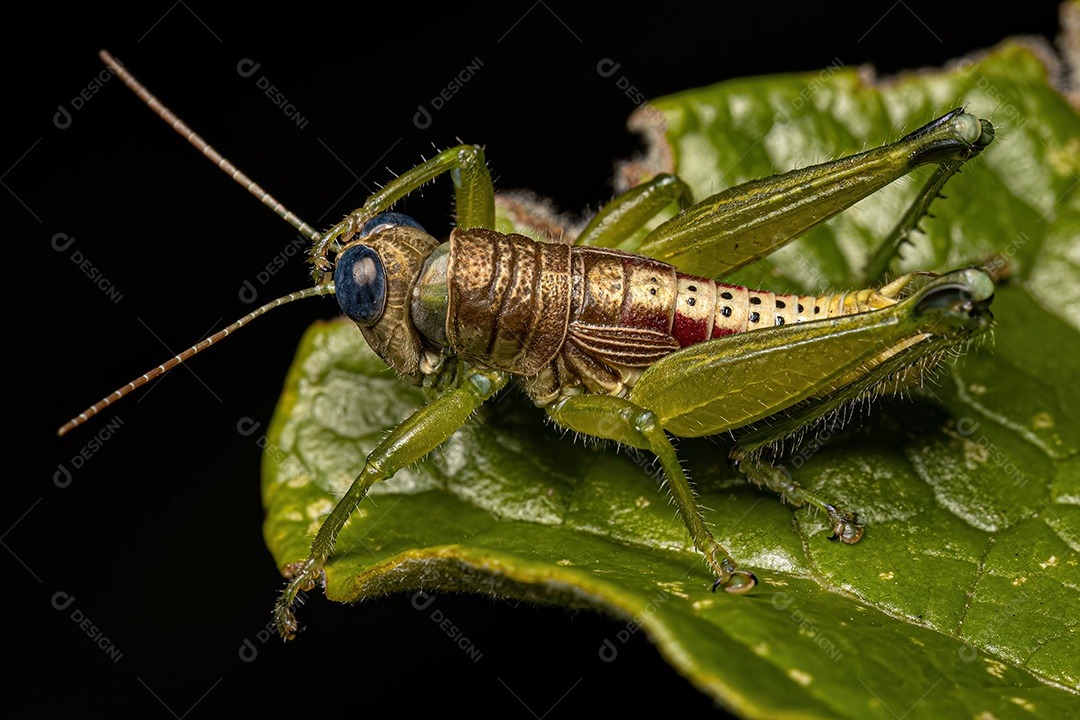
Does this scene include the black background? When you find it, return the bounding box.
[9,3,1065,716]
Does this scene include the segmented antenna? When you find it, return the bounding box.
[98,50,322,243]
[59,52,338,436]
[58,285,336,436]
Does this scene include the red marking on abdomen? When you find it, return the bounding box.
[671,272,719,347]
[672,311,709,345]
[671,273,811,348]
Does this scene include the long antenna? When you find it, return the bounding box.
[59,52,337,436]
[98,50,322,243]
[58,285,336,436]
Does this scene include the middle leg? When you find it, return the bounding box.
[546,393,757,594]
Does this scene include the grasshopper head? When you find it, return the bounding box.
[332,213,440,378]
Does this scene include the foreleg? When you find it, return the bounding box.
[274,367,509,638]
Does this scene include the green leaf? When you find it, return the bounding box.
[263,40,1080,717]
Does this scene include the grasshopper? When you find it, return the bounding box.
[61,52,995,639]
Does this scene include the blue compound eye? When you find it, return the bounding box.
[334,244,386,326]
[356,212,426,240]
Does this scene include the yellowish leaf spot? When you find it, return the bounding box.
[287,475,311,488]
[307,498,335,519]
[787,669,813,687]
[656,580,689,599]
[1008,697,1035,711]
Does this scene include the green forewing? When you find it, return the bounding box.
[263,40,1080,717]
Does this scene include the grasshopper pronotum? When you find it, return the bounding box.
[62,51,995,639]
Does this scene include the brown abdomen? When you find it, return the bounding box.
[564,246,683,366]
